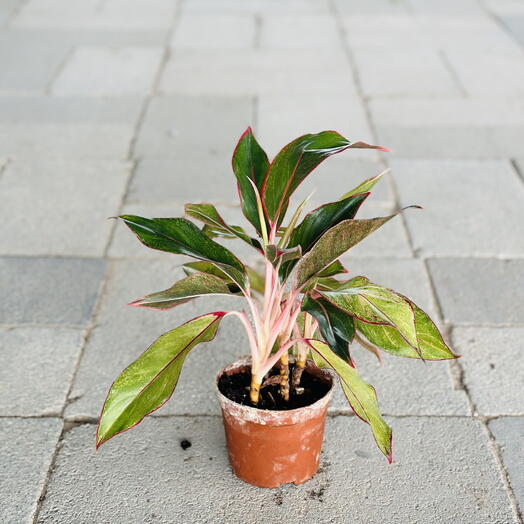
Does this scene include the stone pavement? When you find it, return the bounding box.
[1,0,523,522]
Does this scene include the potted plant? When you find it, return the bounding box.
[96,128,457,488]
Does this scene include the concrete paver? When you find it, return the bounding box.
[427,258,524,326]
[0,418,62,524]
[392,159,524,257]
[453,327,524,416]
[52,46,164,96]
[0,159,131,256]
[38,416,515,523]
[0,257,106,325]
[489,417,524,515]
[0,327,84,416]
[0,0,523,520]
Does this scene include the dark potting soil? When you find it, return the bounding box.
[218,364,331,411]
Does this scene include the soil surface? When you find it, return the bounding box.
[218,364,331,410]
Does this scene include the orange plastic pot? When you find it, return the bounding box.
[216,359,334,488]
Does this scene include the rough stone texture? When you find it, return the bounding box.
[354,48,461,98]
[453,327,524,416]
[260,14,340,49]
[0,257,106,325]
[0,96,142,159]
[370,98,524,158]
[0,327,84,416]
[127,155,239,204]
[173,13,256,48]
[256,95,373,158]
[0,30,69,94]
[64,260,248,420]
[1,1,524,519]
[52,46,164,96]
[13,0,177,30]
[0,159,131,256]
[489,417,524,516]
[0,418,62,524]
[428,258,524,326]
[392,159,524,257]
[134,95,253,157]
[159,49,358,96]
[38,416,515,523]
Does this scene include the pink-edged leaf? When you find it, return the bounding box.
[97,312,226,447]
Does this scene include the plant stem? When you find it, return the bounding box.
[291,356,306,389]
[279,352,290,401]
[250,375,261,405]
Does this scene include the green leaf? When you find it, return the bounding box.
[302,296,355,363]
[185,203,261,249]
[246,267,265,294]
[294,212,403,288]
[262,132,387,226]
[356,300,457,360]
[120,215,247,289]
[319,276,418,352]
[289,193,369,253]
[279,194,368,281]
[97,312,225,447]
[129,272,240,310]
[305,339,392,461]
[339,168,389,200]
[232,127,270,234]
[266,244,302,265]
[317,260,347,278]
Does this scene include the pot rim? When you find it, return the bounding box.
[215,357,334,425]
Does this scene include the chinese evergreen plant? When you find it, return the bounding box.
[97,128,456,460]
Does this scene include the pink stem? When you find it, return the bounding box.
[225,310,260,364]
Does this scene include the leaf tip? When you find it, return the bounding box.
[378,146,391,153]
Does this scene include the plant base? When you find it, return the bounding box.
[216,358,334,488]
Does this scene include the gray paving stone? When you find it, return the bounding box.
[453,327,524,416]
[0,159,131,256]
[182,0,330,14]
[0,30,68,94]
[331,349,468,416]
[0,257,106,326]
[52,46,163,96]
[260,14,340,49]
[499,14,524,47]
[13,0,176,30]
[39,416,514,523]
[0,0,23,25]
[0,96,142,159]
[427,258,524,326]
[392,159,524,257]
[354,48,461,98]
[334,0,410,13]
[159,49,358,97]
[65,260,248,420]
[489,417,524,515]
[127,155,239,204]
[341,14,428,50]
[0,327,83,416]
[256,94,374,159]
[0,417,62,524]
[134,95,253,158]
[446,49,524,96]
[109,202,262,264]
[172,13,256,48]
[407,0,484,15]
[370,98,524,158]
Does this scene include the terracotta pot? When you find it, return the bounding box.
[216,358,334,488]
